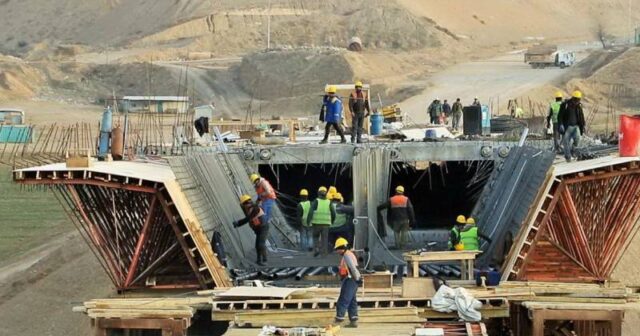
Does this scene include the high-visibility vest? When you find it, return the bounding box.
[460,226,479,251]
[390,195,408,208]
[550,101,561,123]
[300,201,311,227]
[311,199,332,225]
[242,203,265,227]
[339,250,358,279]
[332,203,347,228]
[255,178,277,201]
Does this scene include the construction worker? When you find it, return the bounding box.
[450,217,490,251]
[449,215,466,250]
[558,90,586,162]
[307,186,336,256]
[334,237,361,328]
[233,195,269,266]
[320,85,347,144]
[377,185,415,250]
[250,173,277,224]
[472,97,481,107]
[330,193,355,246]
[327,186,338,202]
[427,99,443,125]
[451,98,463,131]
[546,92,564,153]
[442,99,451,125]
[297,189,312,251]
[349,81,370,144]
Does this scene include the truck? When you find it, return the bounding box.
[524,45,575,69]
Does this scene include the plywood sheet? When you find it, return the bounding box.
[216,286,306,299]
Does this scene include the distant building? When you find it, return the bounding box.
[116,96,190,113]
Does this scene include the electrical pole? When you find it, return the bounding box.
[267,0,272,50]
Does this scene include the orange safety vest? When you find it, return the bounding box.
[390,195,408,208]
[242,203,265,227]
[339,250,358,279]
[255,178,277,201]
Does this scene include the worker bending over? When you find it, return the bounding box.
[334,237,361,328]
[320,86,347,144]
[349,81,370,144]
[546,92,564,153]
[377,185,415,249]
[558,90,586,162]
[307,186,336,256]
[233,195,269,266]
[297,189,312,251]
[250,173,277,223]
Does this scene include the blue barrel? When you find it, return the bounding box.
[370,113,383,135]
[425,129,437,139]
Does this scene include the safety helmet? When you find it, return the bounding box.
[456,215,466,224]
[250,173,260,183]
[454,243,465,251]
[328,186,337,195]
[334,237,349,250]
[466,217,476,225]
[334,192,344,202]
[395,185,405,193]
[355,81,363,88]
[318,186,328,193]
[555,91,563,98]
[299,189,309,197]
[572,90,582,99]
[239,194,252,204]
[327,85,337,94]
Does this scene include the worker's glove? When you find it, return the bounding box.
[356,278,364,285]
[232,220,240,228]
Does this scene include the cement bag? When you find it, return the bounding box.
[431,285,482,321]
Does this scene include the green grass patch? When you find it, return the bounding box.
[0,166,70,263]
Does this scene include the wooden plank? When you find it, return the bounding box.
[403,250,480,262]
[87,308,193,319]
[216,286,305,299]
[98,318,189,330]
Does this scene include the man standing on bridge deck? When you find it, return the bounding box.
[472,97,481,107]
[546,92,564,153]
[558,90,586,162]
[334,237,361,328]
[349,81,370,144]
[377,185,415,250]
[451,98,463,131]
[250,173,277,224]
[320,85,347,144]
[307,186,336,256]
[428,99,443,125]
[297,189,312,251]
[233,195,269,266]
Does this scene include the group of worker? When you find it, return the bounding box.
[319,81,371,144]
[546,90,586,162]
[427,97,480,131]
[297,186,355,256]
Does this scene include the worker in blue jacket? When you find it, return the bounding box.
[320,85,347,144]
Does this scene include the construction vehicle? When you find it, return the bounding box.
[524,45,575,69]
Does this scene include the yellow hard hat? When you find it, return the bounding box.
[395,185,405,193]
[327,85,337,94]
[572,90,582,99]
[300,189,309,196]
[328,186,337,195]
[334,237,349,249]
[239,194,252,204]
[466,217,476,225]
[454,243,465,251]
[456,215,466,224]
[250,173,260,183]
[318,186,328,193]
[355,81,363,88]
[555,91,563,98]
[334,192,344,202]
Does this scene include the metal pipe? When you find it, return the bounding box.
[327,266,337,276]
[274,267,297,278]
[234,271,259,282]
[268,268,286,279]
[517,127,529,147]
[391,265,399,279]
[444,265,461,278]
[306,266,325,277]
[425,265,440,276]
[417,266,427,277]
[295,267,311,281]
[401,265,408,277]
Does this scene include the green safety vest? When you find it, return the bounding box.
[460,226,479,251]
[332,203,347,228]
[550,101,561,123]
[311,199,332,225]
[300,201,311,227]
[449,226,459,249]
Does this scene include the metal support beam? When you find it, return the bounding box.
[124,196,158,287]
[17,178,157,193]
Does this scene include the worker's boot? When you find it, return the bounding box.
[340,137,347,144]
[319,139,328,144]
[346,320,358,328]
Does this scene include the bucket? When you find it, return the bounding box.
[620,115,640,157]
[425,129,437,139]
[370,113,383,135]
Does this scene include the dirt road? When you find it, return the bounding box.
[399,42,599,122]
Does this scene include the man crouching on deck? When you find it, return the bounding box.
[333,237,361,328]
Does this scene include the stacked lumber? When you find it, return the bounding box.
[421,322,488,336]
[81,297,211,320]
[381,104,402,122]
[494,281,633,304]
